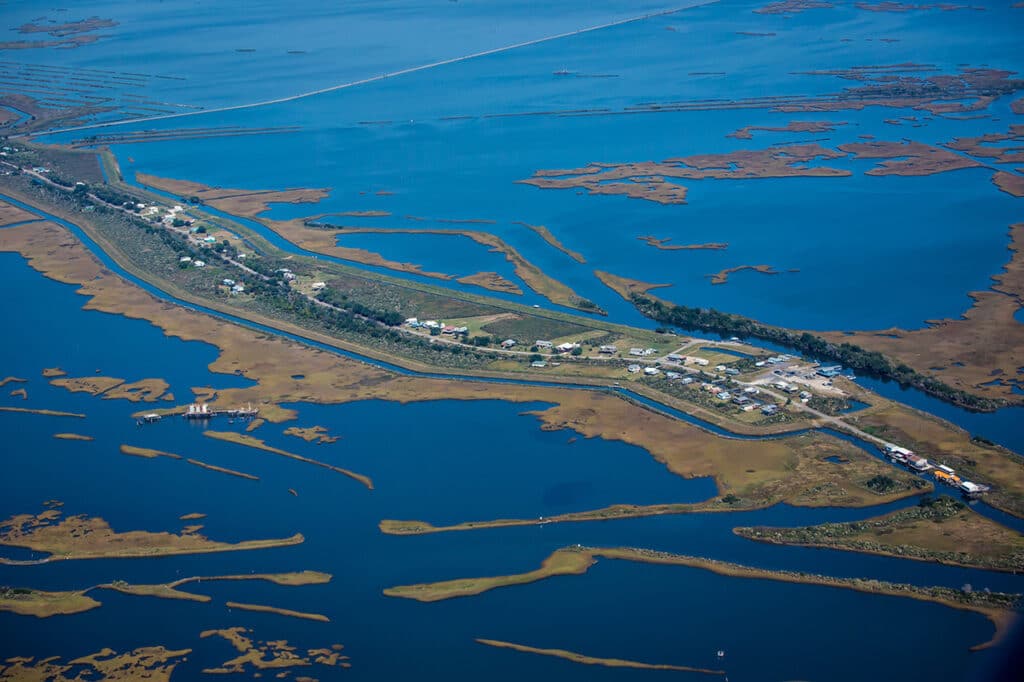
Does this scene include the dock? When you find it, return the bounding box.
[183,402,258,420]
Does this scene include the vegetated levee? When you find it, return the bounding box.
[734,495,1024,572]
[0,211,947,519]
[384,546,1020,650]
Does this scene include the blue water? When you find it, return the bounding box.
[334,231,522,285]
[6,0,1024,679]
[31,0,1020,331]
[2,217,1021,681]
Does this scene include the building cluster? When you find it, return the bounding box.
[882,444,990,498]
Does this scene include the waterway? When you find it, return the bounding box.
[4,1,1024,680]
[1,195,1022,681]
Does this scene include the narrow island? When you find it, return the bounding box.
[204,431,372,489]
[515,221,587,263]
[121,444,259,480]
[727,120,845,139]
[385,546,1019,649]
[476,639,724,675]
[226,601,330,622]
[707,264,781,285]
[0,406,85,418]
[53,433,93,441]
[637,235,728,251]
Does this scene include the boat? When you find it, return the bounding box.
[553,68,575,76]
[959,480,991,499]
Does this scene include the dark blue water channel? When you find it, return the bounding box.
[2,199,1023,681]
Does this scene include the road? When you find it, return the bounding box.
[6,159,890,453]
